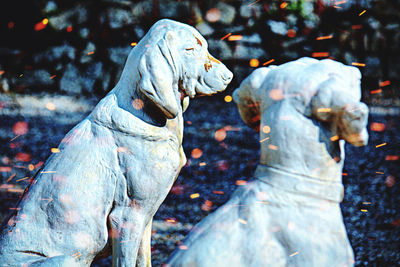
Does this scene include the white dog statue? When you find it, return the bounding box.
[0,19,232,267]
[167,57,368,267]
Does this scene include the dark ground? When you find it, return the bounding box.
[0,92,399,266]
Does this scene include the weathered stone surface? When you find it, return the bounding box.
[0,19,232,267]
[167,58,368,267]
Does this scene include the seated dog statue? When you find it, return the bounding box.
[0,19,232,267]
[167,57,368,267]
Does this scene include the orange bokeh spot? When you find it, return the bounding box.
[132,99,144,110]
[224,95,232,102]
[12,121,29,135]
[280,2,288,8]
[205,8,221,23]
[67,26,73,32]
[191,148,203,159]
[249,59,259,67]
[370,122,385,132]
[287,29,296,38]
[262,125,271,134]
[214,129,227,142]
[269,89,284,100]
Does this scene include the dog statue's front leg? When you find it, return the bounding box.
[109,205,146,267]
[136,218,152,267]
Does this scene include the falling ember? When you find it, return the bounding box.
[67,26,73,32]
[317,108,331,113]
[130,42,137,47]
[16,177,30,182]
[238,218,247,224]
[312,52,329,58]
[46,102,56,110]
[376,171,384,174]
[132,99,144,110]
[268,144,278,150]
[379,80,391,87]
[0,70,4,75]
[330,135,339,141]
[280,2,288,8]
[316,35,333,40]
[166,218,177,223]
[236,180,247,186]
[249,59,259,67]
[334,0,347,4]
[228,35,243,41]
[351,25,362,30]
[190,193,200,199]
[247,0,261,6]
[370,122,385,132]
[220,33,232,41]
[370,89,382,94]
[215,129,227,142]
[87,51,95,55]
[260,137,270,143]
[375,143,387,148]
[179,245,188,250]
[12,121,29,135]
[34,18,48,31]
[199,162,206,166]
[290,252,299,257]
[205,8,221,23]
[359,10,366,16]
[49,75,56,79]
[51,148,60,153]
[224,95,233,102]
[263,59,275,66]
[28,164,34,171]
[351,62,365,67]
[191,148,203,159]
[212,190,224,195]
[269,89,284,100]
[385,155,399,161]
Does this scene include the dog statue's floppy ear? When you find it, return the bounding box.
[138,31,180,119]
[310,77,334,122]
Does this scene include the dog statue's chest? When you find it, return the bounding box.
[113,126,184,206]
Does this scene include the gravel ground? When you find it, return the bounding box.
[0,93,399,266]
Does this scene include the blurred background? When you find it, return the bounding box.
[0,0,399,266]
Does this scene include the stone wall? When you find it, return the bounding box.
[0,0,398,105]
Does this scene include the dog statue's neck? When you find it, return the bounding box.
[112,82,169,127]
[259,102,344,183]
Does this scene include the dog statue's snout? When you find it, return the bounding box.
[222,69,233,84]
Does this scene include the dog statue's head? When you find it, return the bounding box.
[118,19,233,120]
[234,57,368,147]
